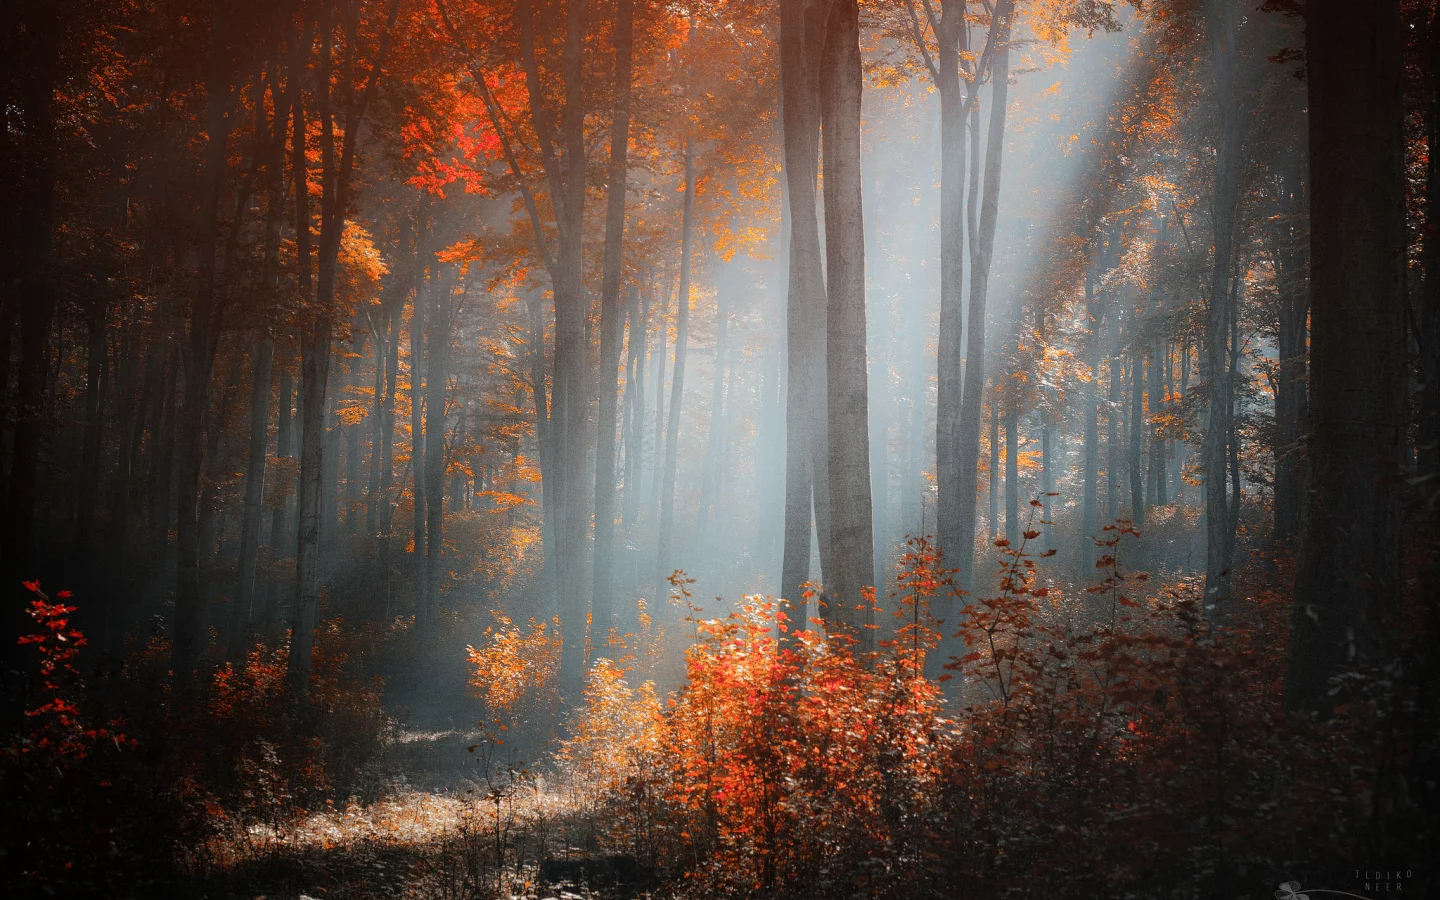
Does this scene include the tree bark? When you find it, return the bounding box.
[591,0,634,644]
[173,4,239,689]
[231,339,274,656]
[821,0,873,644]
[1286,0,1406,713]
[423,268,454,644]
[657,143,695,594]
[1202,0,1242,613]
[951,4,1012,595]
[779,0,833,624]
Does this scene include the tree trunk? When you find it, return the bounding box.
[951,7,1012,595]
[1129,350,1145,526]
[173,6,239,690]
[1286,0,1406,714]
[820,0,873,643]
[657,143,695,593]
[423,268,454,645]
[932,0,970,576]
[779,0,833,625]
[1081,270,1102,568]
[3,2,60,666]
[1202,0,1242,613]
[622,283,648,528]
[231,339,274,656]
[411,239,429,561]
[1272,154,1309,542]
[289,0,397,698]
[76,306,109,557]
[591,0,634,644]
[1005,392,1018,546]
[696,272,729,533]
[1146,339,1168,508]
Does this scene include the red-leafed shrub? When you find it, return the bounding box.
[569,520,1435,899]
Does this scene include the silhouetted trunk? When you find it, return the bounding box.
[527,289,556,582]
[1129,350,1145,526]
[289,0,398,699]
[1005,393,1018,546]
[1272,155,1309,542]
[411,242,429,561]
[1286,0,1406,713]
[1146,339,1168,508]
[76,305,109,556]
[366,306,389,534]
[231,339,274,656]
[4,2,60,665]
[378,303,400,536]
[1202,0,1242,613]
[104,335,144,660]
[988,399,1000,540]
[658,143,695,590]
[1106,318,1121,524]
[592,0,634,642]
[1081,270,1102,567]
[423,268,453,644]
[174,7,240,689]
[952,8,1012,594]
[1421,3,1440,480]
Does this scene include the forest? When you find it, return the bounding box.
[0,0,1436,896]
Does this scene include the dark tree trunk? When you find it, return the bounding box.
[4,1,60,664]
[1286,0,1406,714]
[423,269,454,645]
[1202,0,1242,613]
[1129,350,1145,526]
[173,6,239,690]
[591,0,634,643]
[1272,155,1309,542]
[231,339,274,656]
[76,305,109,556]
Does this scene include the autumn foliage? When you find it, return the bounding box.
[551,528,1434,898]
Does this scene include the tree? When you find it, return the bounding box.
[1285,0,1407,713]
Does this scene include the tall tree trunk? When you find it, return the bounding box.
[1129,349,1145,526]
[1273,154,1309,542]
[931,0,969,575]
[1004,392,1018,546]
[988,398,1000,540]
[657,143,695,593]
[1420,2,1440,481]
[1286,0,1406,713]
[696,273,729,532]
[1081,269,1102,567]
[591,0,634,643]
[779,0,833,626]
[173,5,239,689]
[289,0,398,698]
[1146,338,1168,508]
[622,283,647,527]
[1105,317,1121,524]
[3,2,60,668]
[821,0,873,642]
[231,339,274,656]
[76,305,109,557]
[379,302,400,536]
[1202,0,1242,614]
[648,274,669,523]
[422,269,453,645]
[951,7,1012,595]
[411,236,429,561]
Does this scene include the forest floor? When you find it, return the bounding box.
[189,673,650,900]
